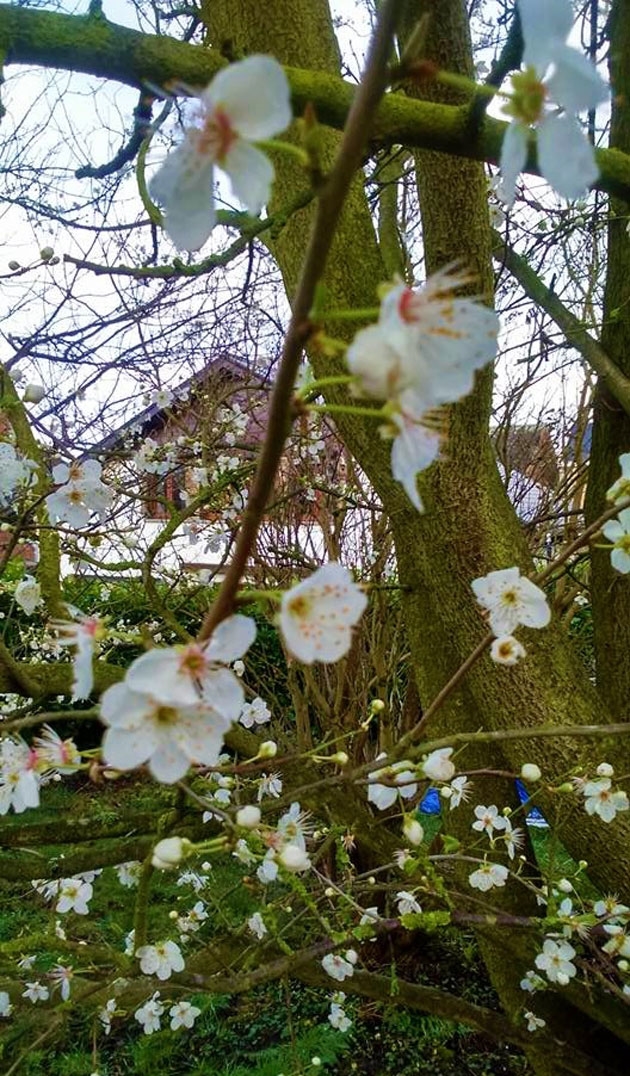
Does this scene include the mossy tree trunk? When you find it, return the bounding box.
[584,0,630,733]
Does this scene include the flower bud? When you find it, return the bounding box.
[403,816,424,847]
[8,260,20,271]
[22,383,45,404]
[330,751,349,766]
[40,247,54,261]
[151,836,191,870]
[370,699,385,714]
[236,805,261,829]
[596,762,614,778]
[557,878,573,893]
[520,763,541,782]
[259,740,277,759]
[345,948,358,965]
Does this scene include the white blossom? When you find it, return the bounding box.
[49,964,73,1001]
[56,877,93,915]
[136,940,185,981]
[396,891,422,916]
[0,443,36,505]
[321,953,355,982]
[151,837,191,870]
[583,778,629,823]
[472,804,507,838]
[468,862,509,892]
[151,55,292,251]
[421,747,455,783]
[602,508,630,574]
[257,772,283,801]
[279,563,367,664]
[134,992,164,1034]
[534,938,577,985]
[22,981,49,1004]
[236,805,261,829]
[498,0,608,205]
[247,912,268,939]
[524,1010,546,1032]
[50,615,104,701]
[169,1000,201,1031]
[0,737,40,815]
[471,567,550,637]
[0,991,12,1017]
[14,576,42,616]
[368,755,418,811]
[448,776,472,809]
[328,995,351,1032]
[239,696,271,728]
[348,268,498,413]
[521,763,541,783]
[32,725,81,775]
[99,998,117,1035]
[116,861,143,887]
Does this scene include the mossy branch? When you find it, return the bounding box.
[1,4,629,199]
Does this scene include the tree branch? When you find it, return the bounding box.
[1,5,629,198]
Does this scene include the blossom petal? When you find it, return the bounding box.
[100,682,153,729]
[498,122,528,207]
[390,415,440,511]
[205,614,257,664]
[223,140,274,215]
[150,143,215,251]
[537,114,598,201]
[611,548,630,574]
[148,741,190,784]
[546,45,608,114]
[125,648,199,707]
[205,55,292,141]
[102,726,156,771]
[199,667,244,723]
[519,0,573,70]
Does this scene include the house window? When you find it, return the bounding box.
[144,471,184,519]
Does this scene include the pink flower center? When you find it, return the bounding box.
[196,106,237,163]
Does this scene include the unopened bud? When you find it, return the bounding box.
[520,763,541,782]
[40,247,54,261]
[23,383,45,404]
[557,878,573,893]
[403,816,424,847]
[596,762,614,778]
[370,699,385,714]
[151,836,191,870]
[259,740,277,759]
[236,805,261,829]
[330,751,349,766]
[8,260,20,271]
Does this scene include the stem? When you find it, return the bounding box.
[197,0,402,640]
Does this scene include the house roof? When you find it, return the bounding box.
[93,354,271,456]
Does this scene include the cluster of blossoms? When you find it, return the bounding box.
[134,437,177,476]
[346,267,498,510]
[46,459,112,529]
[328,992,351,1032]
[368,747,455,812]
[151,55,292,251]
[498,0,607,204]
[0,442,37,506]
[603,454,630,573]
[99,614,256,783]
[576,762,629,823]
[134,992,201,1034]
[471,566,551,665]
[0,727,81,815]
